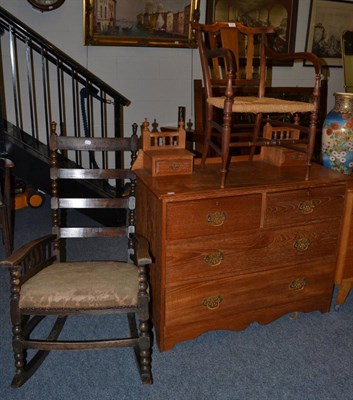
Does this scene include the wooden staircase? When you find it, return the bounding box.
[0,6,131,225]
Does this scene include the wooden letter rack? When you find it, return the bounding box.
[141,119,194,177]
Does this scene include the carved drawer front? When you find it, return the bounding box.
[166,219,340,285]
[264,185,345,227]
[166,194,262,240]
[164,260,334,341]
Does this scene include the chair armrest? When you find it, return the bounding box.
[205,47,236,75]
[266,47,322,75]
[129,233,152,266]
[0,234,56,282]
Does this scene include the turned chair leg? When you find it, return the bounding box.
[128,312,152,384]
[249,113,263,161]
[201,105,214,167]
[220,98,233,188]
[220,127,230,189]
[305,112,317,180]
[11,322,26,388]
[138,318,152,384]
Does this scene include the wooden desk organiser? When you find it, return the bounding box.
[141,119,194,177]
[260,122,307,167]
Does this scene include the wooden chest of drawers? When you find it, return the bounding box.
[135,160,353,351]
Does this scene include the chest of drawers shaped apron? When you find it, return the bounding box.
[135,161,353,351]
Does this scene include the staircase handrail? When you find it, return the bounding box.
[0,5,130,106]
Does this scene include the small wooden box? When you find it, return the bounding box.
[261,123,307,167]
[141,119,194,177]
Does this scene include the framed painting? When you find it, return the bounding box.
[305,0,353,67]
[83,0,200,48]
[205,0,299,55]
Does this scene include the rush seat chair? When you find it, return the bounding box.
[192,22,322,188]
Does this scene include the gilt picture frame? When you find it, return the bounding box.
[83,0,200,48]
[305,0,353,67]
[205,0,299,55]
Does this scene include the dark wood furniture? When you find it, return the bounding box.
[135,158,353,352]
[192,22,322,188]
[0,122,153,387]
[0,157,14,257]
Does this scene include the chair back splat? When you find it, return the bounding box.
[1,121,153,387]
[192,21,322,188]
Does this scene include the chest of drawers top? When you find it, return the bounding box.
[135,160,352,202]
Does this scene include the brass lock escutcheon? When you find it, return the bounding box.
[169,163,180,171]
[289,278,307,291]
[206,211,227,227]
[297,200,318,214]
[204,251,224,267]
[202,295,223,310]
[293,238,311,251]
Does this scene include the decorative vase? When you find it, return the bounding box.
[321,92,353,174]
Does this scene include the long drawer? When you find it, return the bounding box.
[166,219,341,285]
[165,260,334,335]
[166,194,262,240]
[264,185,346,227]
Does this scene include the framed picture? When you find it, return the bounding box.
[205,0,299,55]
[305,0,353,67]
[83,0,200,48]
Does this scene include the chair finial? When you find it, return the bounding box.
[132,122,138,136]
[50,121,57,136]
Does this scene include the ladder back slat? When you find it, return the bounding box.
[50,135,137,152]
[57,227,127,238]
[51,198,130,209]
[51,168,134,180]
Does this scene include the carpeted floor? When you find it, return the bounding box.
[1,200,353,400]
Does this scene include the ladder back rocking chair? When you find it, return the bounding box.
[1,122,153,387]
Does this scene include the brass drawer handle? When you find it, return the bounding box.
[206,211,227,227]
[202,296,223,310]
[297,200,318,214]
[170,163,180,171]
[289,278,307,291]
[293,238,311,251]
[204,251,224,267]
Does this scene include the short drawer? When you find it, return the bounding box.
[152,157,193,176]
[166,194,262,240]
[143,149,193,177]
[264,185,346,227]
[165,260,335,335]
[166,219,341,285]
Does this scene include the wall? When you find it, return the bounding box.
[0,0,347,135]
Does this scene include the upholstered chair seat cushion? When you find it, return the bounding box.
[19,262,139,310]
[208,96,316,113]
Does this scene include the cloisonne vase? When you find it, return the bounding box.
[321,92,353,174]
